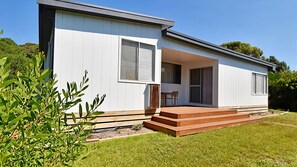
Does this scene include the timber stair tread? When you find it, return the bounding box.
[152,113,250,127]
[144,117,261,137]
[160,109,237,119]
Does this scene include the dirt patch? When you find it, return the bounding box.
[86,126,154,142]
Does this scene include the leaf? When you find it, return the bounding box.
[80,122,95,126]
[0,96,7,107]
[72,112,76,123]
[0,57,7,66]
[64,113,68,125]
[81,85,89,92]
[85,102,89,112]
[79,104,82,118]
[0,79,16,88]
[35,134,49,139]
[39,69,51,80]
[67,82,70,91]
[10,101,19,110]
[46,122,52,132]
[62,89,68,99]
[8,115,25,126]
[93,111,104,115]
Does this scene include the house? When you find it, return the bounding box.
[38,0,275,131]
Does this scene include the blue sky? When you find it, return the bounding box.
[1,0,296,70]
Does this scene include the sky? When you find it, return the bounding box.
[1,0,296,70]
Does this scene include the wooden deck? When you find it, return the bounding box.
[144,106,261,137]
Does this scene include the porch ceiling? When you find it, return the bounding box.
[162,48,216,64]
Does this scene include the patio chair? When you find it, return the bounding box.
[161,93,166,107]
[167,91,178,106]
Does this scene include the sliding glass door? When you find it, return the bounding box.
[190,67,213,105]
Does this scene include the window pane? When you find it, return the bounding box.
[161,63,173,83]
[190,69,201,85]
[190,87,201,103]
[175,65,181,84]
[252,73,267,94]
[139,43,154,81]
[161,63,181,84]
[121,40,138,80]
[256,74,266,94]
[252,73,256,94]
[264,75,268,94]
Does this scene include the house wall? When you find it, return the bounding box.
[54,11,163,112]
[159,39,268,107]
[218,58,268,107]
[53,10,268,112]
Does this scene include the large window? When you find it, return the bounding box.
[120,39,155,82]
[161,62,181,84]
[252,73,268,95]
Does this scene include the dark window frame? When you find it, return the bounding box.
[161,62,181,84]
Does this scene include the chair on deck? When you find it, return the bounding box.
[161,93,166,107]
[167,91,178,106]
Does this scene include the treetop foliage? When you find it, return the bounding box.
[221,41,264,59]
[0,36,39,77]
[221,41,290,72]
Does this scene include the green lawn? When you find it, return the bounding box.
[74,112,297,167]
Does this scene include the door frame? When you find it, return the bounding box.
[189,66,213,106]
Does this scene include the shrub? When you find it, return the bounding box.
[269,71,297,112]
[0,53,106,166]
[131,124,143,131]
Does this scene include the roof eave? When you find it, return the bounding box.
[37,0,174,30]
[163,29,276,71]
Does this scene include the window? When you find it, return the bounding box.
[161,62,181,84]
[120,39,155,82]
[252,73,268,95]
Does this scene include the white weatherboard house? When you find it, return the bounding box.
[38,0,275,129]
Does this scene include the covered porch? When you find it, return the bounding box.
[160,48,219,107]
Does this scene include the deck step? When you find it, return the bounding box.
[152,113,250,127]
[144,117,261,137]
[160,109,237,119]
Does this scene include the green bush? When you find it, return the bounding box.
[0,53,106,166]
[269,71,297,112]
[0,36,38,78]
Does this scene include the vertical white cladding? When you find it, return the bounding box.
[54,11,162,112]
[218,58,268,107]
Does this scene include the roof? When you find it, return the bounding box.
[37,0,275,70]
[37,0,174,29]
[162,29,276,70]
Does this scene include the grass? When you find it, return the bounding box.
[74,112,297,167]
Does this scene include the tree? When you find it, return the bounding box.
[221,41,264,59]
[266,56,290,72]
[0,35,39,77]
[221,41,290,72]
[0,38,21,55]
[0,54,106,166]
[269,71,297,112]
[20,43,39,58]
